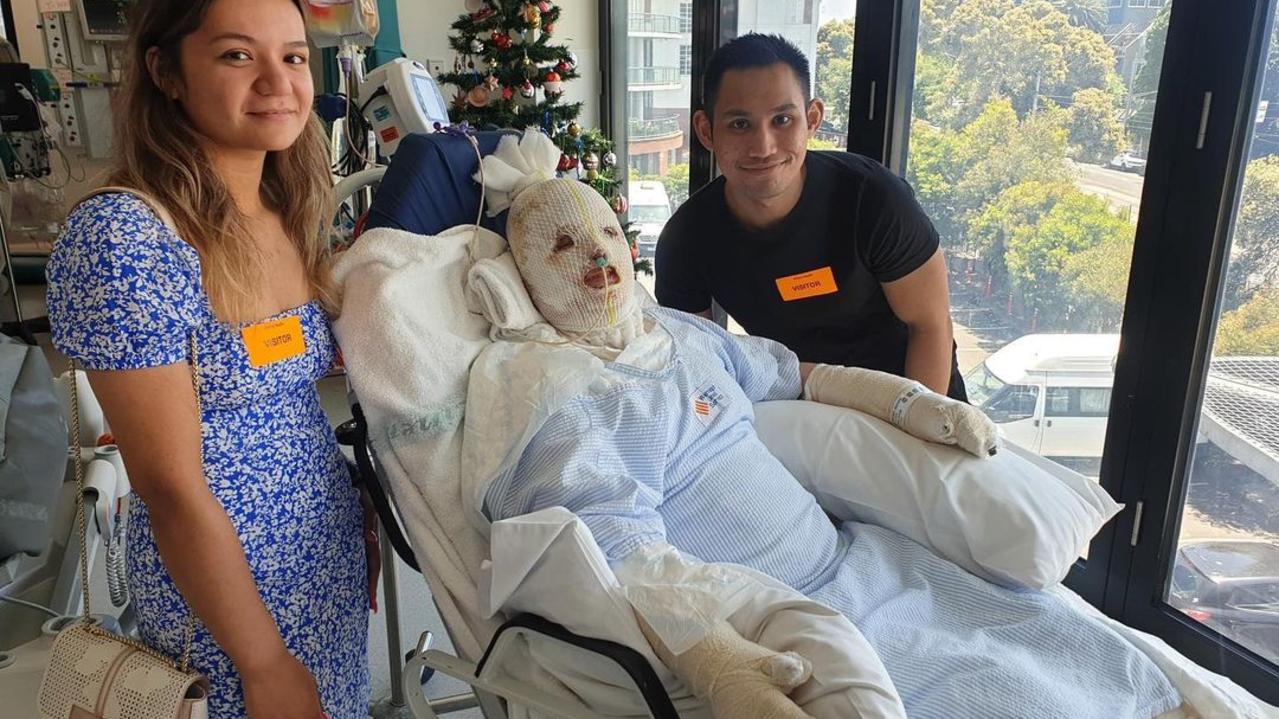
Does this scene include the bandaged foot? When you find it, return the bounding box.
[803,364,999,458]
[640,618,815,719]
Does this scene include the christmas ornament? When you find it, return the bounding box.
[538,1,551,11]
[452,91,468,110]
[602,151,617,167]
[519,80,535,98]
[556,60,570,74]
[466,85,491,107]
[586,168,599,181]
[567,121,581,137]
[582,152,599,170]
[557,153,578,172]
[472,6,494,20]
[502,86,514,101]
[522,3,541,27]
[543,23,554,35]
[612,194,629,214]
[464,0,485,11]
[484,74,499,91]
[543,70,562,96]
[565,51,578,71]
[470,38,484,53]
[491,31,512,49]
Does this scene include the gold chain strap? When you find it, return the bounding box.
[67,336,203,673]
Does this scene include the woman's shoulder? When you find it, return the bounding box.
[57,190,201,276]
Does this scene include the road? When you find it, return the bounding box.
[1073,162,1146,217]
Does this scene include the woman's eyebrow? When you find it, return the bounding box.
[208,32,308,49]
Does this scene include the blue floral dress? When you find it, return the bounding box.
[45,193,370,718]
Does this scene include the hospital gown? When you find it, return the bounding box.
[483,307,1181,719]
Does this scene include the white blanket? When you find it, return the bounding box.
[486,508,906,719]
[332,224,504,660]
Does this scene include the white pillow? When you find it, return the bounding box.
[753,400,1122,590]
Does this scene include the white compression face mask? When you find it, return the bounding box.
[506,178,637,340]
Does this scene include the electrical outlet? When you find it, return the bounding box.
[424,58,447,77]
[59,95,80,146]
[43,13,69,68]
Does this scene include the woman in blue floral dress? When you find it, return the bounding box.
[45,1,372,717]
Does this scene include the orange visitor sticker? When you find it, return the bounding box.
[241,315,306,368]
[775,266,840,301]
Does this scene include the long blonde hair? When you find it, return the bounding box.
[108,0,336,322]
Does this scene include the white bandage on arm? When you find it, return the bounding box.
[802,364,999,458]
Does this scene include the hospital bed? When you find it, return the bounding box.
[338,130,679,719]
[334,130,1279,719]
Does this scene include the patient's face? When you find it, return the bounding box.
[508,179,635,334]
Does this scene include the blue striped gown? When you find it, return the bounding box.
[484,307,1180,719]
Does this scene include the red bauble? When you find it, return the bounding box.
[538,1,551,11]
[491,31,512,49]
[545,70,561,83]
[556,61,570,73]
[557,153,578,172]
[501,86,514,101]
[543,23,554,34]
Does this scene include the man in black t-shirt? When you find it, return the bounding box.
[657,34,967,400]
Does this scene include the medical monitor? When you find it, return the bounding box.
[76,0,132,43]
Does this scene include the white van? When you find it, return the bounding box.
[965,334,1119,475]
[629,180,672,258]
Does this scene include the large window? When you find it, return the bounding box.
[621,0,695,299]
[1165,1,1279,669]
[906,0,1173,478]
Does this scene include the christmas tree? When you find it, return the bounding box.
[437,0,650,273]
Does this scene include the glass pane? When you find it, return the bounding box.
[1167,4,1279,667]
[909,0,1175,479]
[625,0,693,301]
[736,1,851,149]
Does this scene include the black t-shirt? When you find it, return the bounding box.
[656,151,967,401]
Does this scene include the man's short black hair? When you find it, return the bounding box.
[702,33,811,118]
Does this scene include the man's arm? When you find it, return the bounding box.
[880,248,955,395]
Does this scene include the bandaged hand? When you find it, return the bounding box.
[639,618,814,719]
[803,364,998,458]
[614,544,813,718]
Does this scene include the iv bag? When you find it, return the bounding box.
[301,0,380,48]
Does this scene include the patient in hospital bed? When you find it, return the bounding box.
[458,131,1181,719]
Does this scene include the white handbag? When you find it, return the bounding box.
[38,188,210,719]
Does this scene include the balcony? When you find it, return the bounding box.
[627,66,682,91]
[629,116,682,141]
[628,12,684,37]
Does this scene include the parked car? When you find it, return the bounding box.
[1109,150,1148,175]
[630,180,672,258]
[1169,539,1279,664]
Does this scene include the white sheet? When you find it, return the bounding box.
[484,509,1277,719]
[485,507,907,719]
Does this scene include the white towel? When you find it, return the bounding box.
[474,129,563,217]
[466,253,545,332]
[332,223,504,660]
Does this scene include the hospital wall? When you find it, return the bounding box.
[11,0,47,69]
[5,0,601,130]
